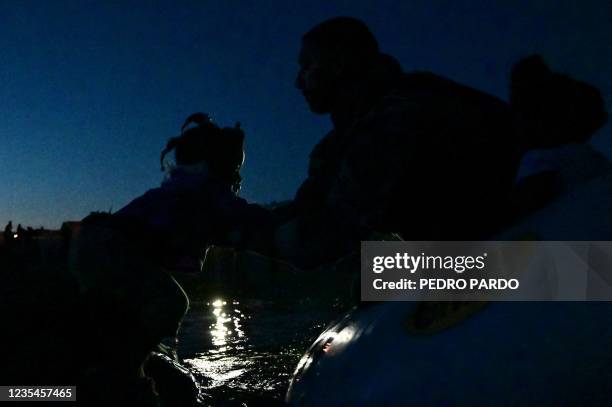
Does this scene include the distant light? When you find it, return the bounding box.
[212,299,223,308]
[13,234,18,239]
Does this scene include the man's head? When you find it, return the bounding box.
[296,17,380,114]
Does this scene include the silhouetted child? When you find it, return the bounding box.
[70,113,273,405]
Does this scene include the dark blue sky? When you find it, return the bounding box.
[1,0,610,228]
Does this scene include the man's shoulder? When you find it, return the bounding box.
[356,71,511,138]
[386,72,509,116]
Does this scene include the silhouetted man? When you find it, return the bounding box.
[277,17,520,268]
[3,221,13,245]
[16,224,24,238]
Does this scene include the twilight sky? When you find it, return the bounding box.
[1,0,610,228]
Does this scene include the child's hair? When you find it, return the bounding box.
[160,113,245,192]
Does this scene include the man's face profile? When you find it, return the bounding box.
[295,40,338,114]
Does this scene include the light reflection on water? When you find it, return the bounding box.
[184,299,251,388]
[178,297,341,403]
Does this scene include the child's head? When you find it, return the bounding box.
[161,113,245,192]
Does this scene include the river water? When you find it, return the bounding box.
[177,298,343,406]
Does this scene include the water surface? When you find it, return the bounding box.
[178,298,342,405]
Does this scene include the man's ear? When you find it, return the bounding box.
[329,56,347,76]
[319,48,346,77]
